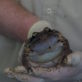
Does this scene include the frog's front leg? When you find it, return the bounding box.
[4,66,47,82]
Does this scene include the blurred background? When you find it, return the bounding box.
[0,0,82,82]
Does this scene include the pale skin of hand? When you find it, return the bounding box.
[0,0,82,81]
[0,0,39,42]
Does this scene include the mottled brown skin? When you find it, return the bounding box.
[22,27,72,74]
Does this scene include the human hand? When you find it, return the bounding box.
[4,26,82,82]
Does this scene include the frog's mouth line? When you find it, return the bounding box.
[29,43,63,63]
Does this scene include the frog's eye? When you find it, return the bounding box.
[43,27,51,32]
[32,32,39,37]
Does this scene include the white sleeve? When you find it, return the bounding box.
[27,21,52,38]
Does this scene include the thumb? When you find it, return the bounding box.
[65,51,82,67]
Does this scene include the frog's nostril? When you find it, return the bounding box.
[49,46,51,49]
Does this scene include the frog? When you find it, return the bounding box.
[4,27,72,82]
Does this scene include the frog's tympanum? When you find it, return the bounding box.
[4,27,72,82]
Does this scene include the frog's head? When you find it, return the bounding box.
[22,27,72,69]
